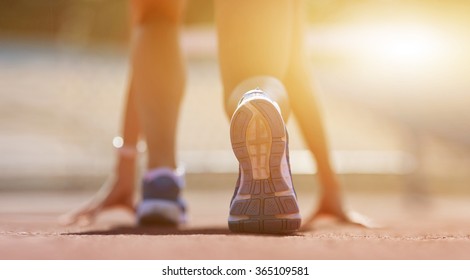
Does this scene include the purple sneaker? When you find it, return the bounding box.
[137,167,186,226]
[229,89,301,234]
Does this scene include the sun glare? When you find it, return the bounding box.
[364,23,445,68]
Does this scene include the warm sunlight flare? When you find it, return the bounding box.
[360,23,447,69]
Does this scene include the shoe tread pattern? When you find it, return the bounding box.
[229,99,300,234]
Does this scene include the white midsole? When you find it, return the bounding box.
[137,199,186,224]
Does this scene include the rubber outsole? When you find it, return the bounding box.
[229,99,301,234]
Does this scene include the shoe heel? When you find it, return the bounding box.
[137,168,186,226]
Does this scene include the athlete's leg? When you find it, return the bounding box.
[215,0,294,119]
[131,0,186,170]
[131,0,188,225]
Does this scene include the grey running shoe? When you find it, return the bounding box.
[229,89,301,234]
[136,167,186,226]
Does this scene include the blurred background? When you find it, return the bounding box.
[1,0,469,215]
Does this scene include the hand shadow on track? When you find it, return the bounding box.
[65,226,232,236]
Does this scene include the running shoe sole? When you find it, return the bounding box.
[229,98,301,234]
